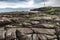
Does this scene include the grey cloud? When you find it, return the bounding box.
[34,0,48,3]
[0,0,28,2]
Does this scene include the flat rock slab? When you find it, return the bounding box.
[6,28,55,35]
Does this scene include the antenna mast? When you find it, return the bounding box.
[43,0,45,7]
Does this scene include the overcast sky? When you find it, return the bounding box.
[0,0,60,8]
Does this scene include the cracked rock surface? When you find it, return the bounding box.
[0,10,60,40]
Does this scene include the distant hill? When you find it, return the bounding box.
[30,7,60,11]
[0,8,31,12]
